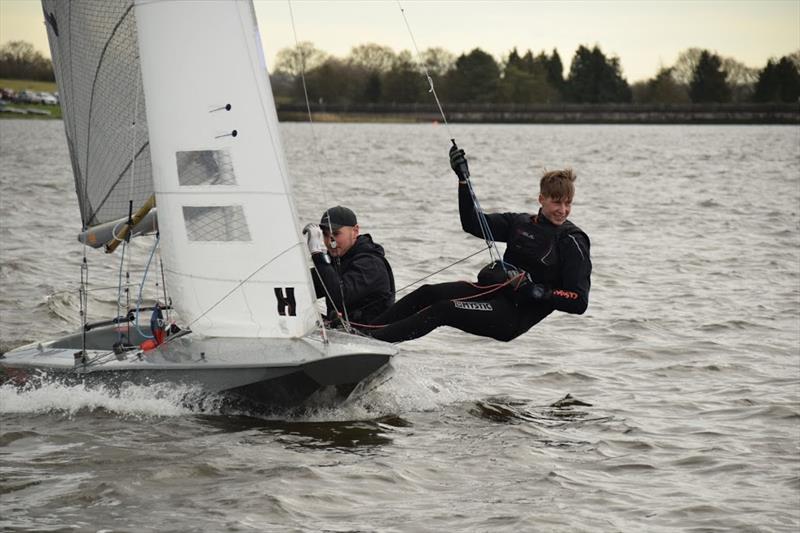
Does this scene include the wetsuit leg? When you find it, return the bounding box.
[370,291,523,343]
[371,281,481,324]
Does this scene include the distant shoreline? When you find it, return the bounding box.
[3,103,797,125]
[277,103,800,125]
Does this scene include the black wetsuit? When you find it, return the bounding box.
[311,233,395,325]
[368,183,591,343]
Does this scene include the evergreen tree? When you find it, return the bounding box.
[506,47,525,71]
[566,45,631,103]
[689,50,732,103]
[499,48,560,103]
[521,50,536,73]
[631,67,689,104]
[753,56,800,103]
[545,49,565,96]
[444,48,500,103]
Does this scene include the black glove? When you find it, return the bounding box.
[449,145,469,181]
[529,283,552,302]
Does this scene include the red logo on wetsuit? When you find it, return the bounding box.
[552,290,578,300]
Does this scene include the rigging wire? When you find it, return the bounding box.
[397,1,505,272]
[54,13,89,362]
[79,253,88,361]
[117,53,143,345]
[77,178,90,360]
[115,241,127,343]
[396,0,451,132]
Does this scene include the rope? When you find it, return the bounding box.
[51,282,142,296]
[158,241,170,323]
[394,246,489,296]
[134,234,160,339]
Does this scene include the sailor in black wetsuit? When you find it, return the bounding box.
[368,146,591,343]
[304,206,395,325]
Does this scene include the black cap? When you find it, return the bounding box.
[320,206,357,231]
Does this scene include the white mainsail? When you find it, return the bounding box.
[44,0,319,339]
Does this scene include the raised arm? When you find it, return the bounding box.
[451,145,513,242]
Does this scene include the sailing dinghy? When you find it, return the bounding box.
[0,0,397,410]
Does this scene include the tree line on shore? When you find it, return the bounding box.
[271,43,799,106]
[2,39,799,106]
[0,42,54,83]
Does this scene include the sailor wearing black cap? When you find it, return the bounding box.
[303,206,395,326]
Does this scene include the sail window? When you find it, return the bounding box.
[176,150,237,186]
[182,206,251,241]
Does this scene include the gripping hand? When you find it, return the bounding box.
[529,283,552,302]
[302,223,326,255]
[449,144,469,181]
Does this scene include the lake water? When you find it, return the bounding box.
[1,119,799,532]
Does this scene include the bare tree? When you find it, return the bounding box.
[672,48,705,85]
[420,47,455,78]
[0,40,54,81]
[273,41,327,76]
[347,43,396,73]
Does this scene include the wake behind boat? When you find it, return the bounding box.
[0,0,396,411]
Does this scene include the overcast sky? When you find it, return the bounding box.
[2,0,798,82]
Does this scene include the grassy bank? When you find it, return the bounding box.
[0,103,62,119]
[0,78,58,92]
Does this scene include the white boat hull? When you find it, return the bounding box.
[0,327,396,412]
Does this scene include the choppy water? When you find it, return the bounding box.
[1,119,799,532]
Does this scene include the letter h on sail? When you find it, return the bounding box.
[274,287,296,316]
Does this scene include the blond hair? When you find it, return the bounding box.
[540,168,576,200]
